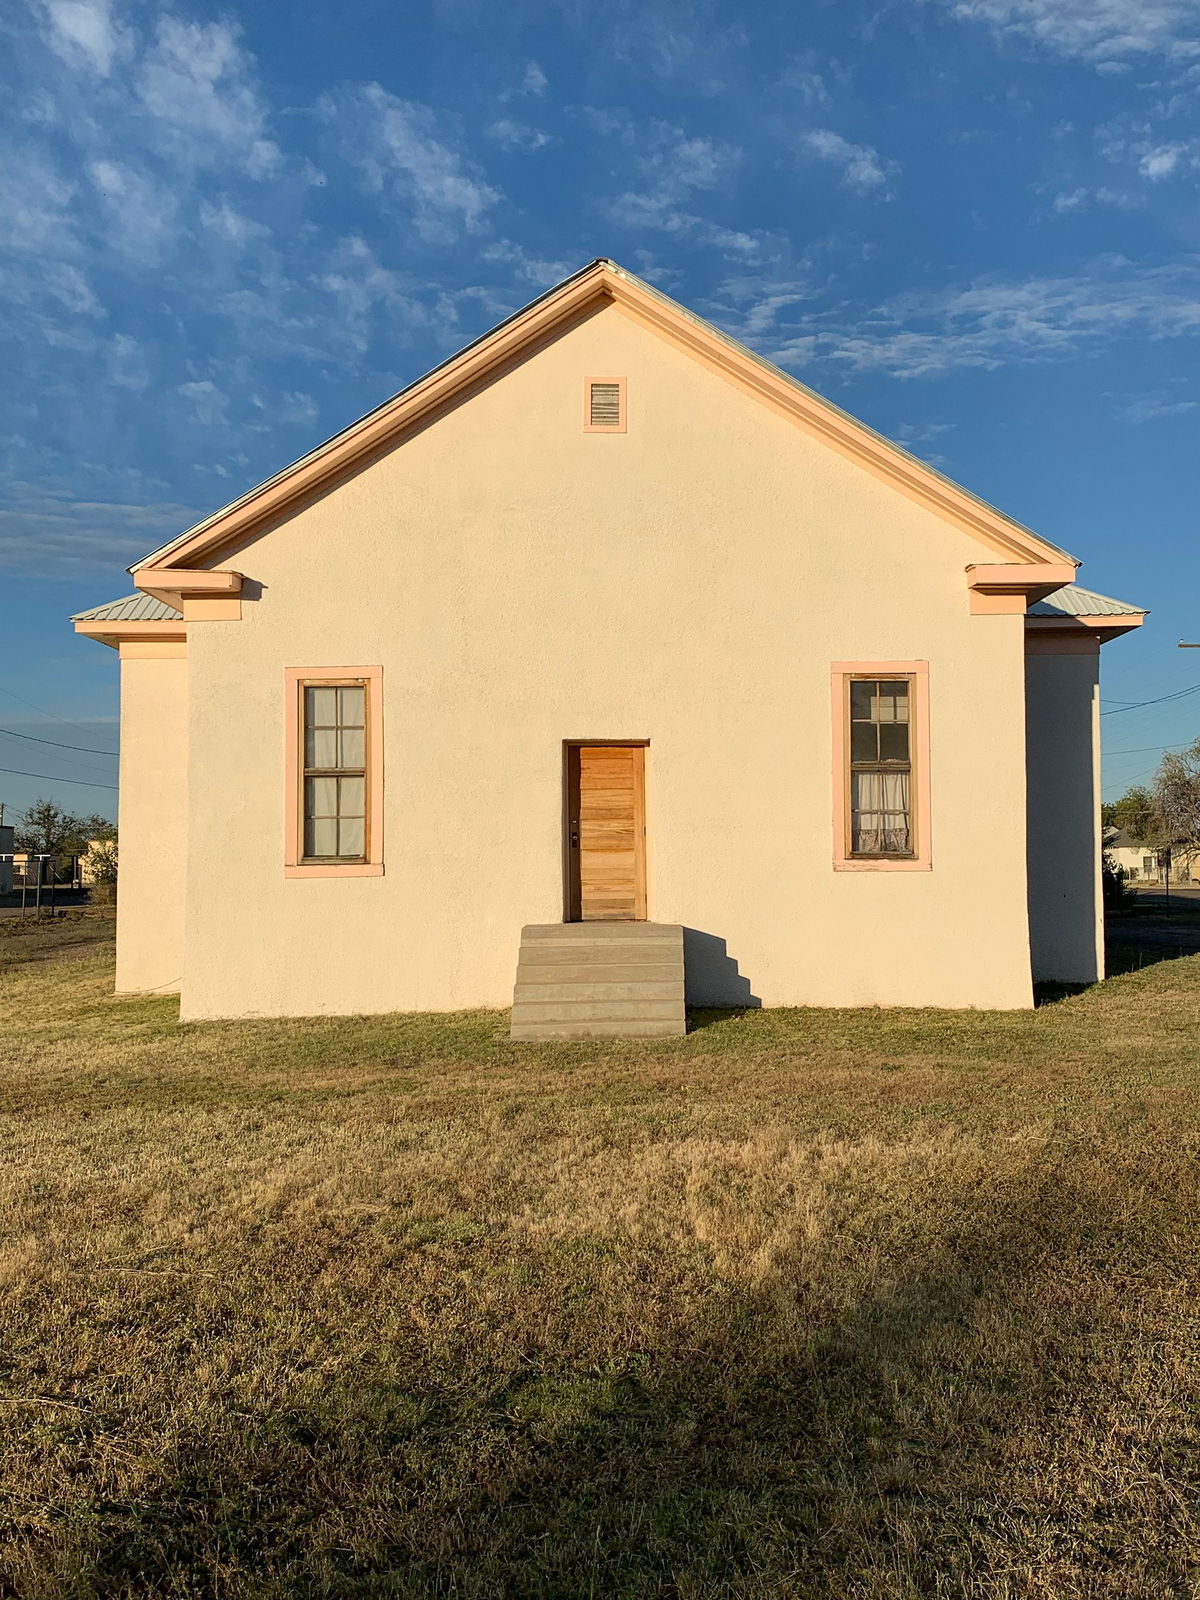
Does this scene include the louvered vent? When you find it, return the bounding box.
[589,381,622,428]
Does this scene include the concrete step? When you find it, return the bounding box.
[518,972,684,998]
[516,962,682,986]
[511,1018,684,1041]
[510,923,686,1040]
[518,940,684,966]
[512,997,683,1021]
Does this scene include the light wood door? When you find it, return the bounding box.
[568,745,646,921]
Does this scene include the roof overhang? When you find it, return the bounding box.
[1025,610,1146,645]
[132,567,243,619]
[966,562,1079,614]
[73,619,187,652]
[128,258,1077,585]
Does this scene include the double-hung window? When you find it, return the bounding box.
[848,677,913,857]
[303,684,367,861]
[832,662,930,870]
[284,666,383,877]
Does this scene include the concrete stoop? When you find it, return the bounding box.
[510,923,686,1040]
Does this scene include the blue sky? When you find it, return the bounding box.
[2,0,1199,823]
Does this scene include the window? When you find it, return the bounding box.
[285,667,383,878]
[583,376,626,432]
[848,678,913,857]
[832,661,931,871]
[1144,855,1154,875]
[303,685,366,860]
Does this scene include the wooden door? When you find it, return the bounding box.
[567,745,647,921]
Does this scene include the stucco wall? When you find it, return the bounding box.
[116,650,188,994]
[179,302,1036,1018]
[1025,635,1102,983]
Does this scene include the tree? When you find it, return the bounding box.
[1104,785,1159,845]
[14,798,115,859]
[85,838,118,889]
[1154,739,1200,870]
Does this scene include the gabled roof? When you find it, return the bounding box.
[1029,584,1144,619]
[72,592,182,623]
[131,258,1077,577]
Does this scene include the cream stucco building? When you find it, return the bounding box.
[74,260,1145,1026]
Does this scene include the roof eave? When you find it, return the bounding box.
[1025,611,1146,643]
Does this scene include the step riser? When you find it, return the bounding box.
[512,1000,685,1023]
[517,962,682,983]
[514,981,682,1004]
[511,1021,683,1041]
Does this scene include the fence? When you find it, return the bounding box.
[1,854,85,914]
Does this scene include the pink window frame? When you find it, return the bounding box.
[583,376,627,433]
[285,665,384,878]
[831,661,931,872]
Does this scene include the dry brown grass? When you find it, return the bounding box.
[1,922,1198,1598]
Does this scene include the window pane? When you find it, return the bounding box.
[339,775,365,819]
[851,770,911,855]
[305,727,338,768]
[305,775,338,819]
[305,815,338,857]
[850,680,875,720]
[338,686,365,726]
[339,726,365,769]
[879,722,910,762]
[306,685,338,725]
[874,682,910,723]
[851,721,878,762]
[338,817,365,858]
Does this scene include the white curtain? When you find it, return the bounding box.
[853,771,911,854]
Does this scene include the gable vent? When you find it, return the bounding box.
[584,377,626,431]
[590,383,621,425]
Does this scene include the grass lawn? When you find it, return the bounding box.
[2,918,1199,1598]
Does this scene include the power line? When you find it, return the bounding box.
[1103,741,1192,758]
[0,766,118,790]
[0,726,118,756]
[0,684,115,745]
[1100,683,1200,718]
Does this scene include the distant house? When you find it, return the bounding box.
[1106,829,1160,882]
[1106,828,1198,885]
[73,258,1146,1028]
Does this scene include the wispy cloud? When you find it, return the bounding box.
[320,84,501,241]
[481,240,579,286]
[940,0,1200,66]
[1052,185,1138,210]
[136,17,280,176]
[714,260,1200,379]
[488,117,553,152]
[0,474,201,574]
[1122,394,1197,422]
[799,129,892,193]
[1138,141,1193,177]
[521,60,547,96]
[596,115,774,259]
[37,0,130,75]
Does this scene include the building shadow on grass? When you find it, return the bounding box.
[1036,904,1200,1005]
[58,1164,1195,1599]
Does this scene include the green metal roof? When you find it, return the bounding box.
[1029,584,1146,619]
[72,592,182,623]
